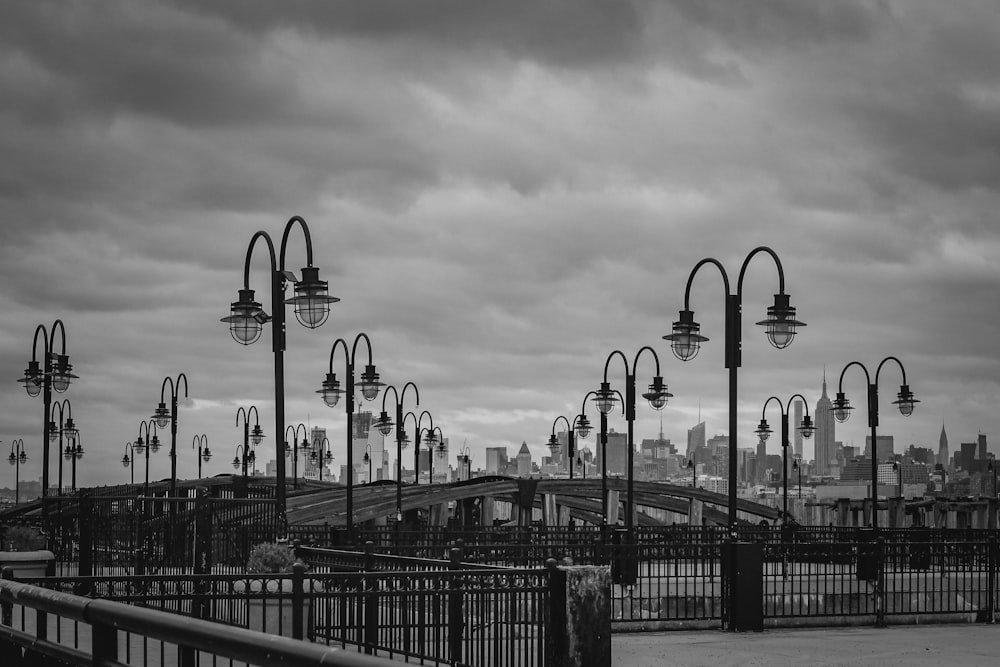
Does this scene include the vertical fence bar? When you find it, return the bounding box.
[364,541,376,654]
[447,547,463,665]
[292,561,306,640]
[546,558,567,667]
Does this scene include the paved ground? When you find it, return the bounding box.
[612,623,1000,667]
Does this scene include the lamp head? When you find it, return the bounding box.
[122,454,130,468]
[547,433,560,454]
[318,373,343,408]
[50,354,77,393]
[832,392,852,423]
[893,384,918,417]
[755,418,772,441]
[664,309,707,361]
[358,364,383,402]
[374,410,394,436]
[757,293,805,349]
[592,381,617,415]
[798,415,815,439]
[19,360,43,398]
[152,402,170,429]
[250,424,264,445]
[575,414,592,440]
[643,376,672,411]
[222,289,266,345]
[284,266,339,329]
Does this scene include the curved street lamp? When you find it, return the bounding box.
[755,395,814,525]
[421,426,445,484]
[687,459,697,490]
[372,382,419,522]
[133,420,159,496]
[121,442,135,486]
[192,434,211,479]
[235,406,263,478]
[152,373,189,498]
[223,216,338,526]
[284,423,308,487]
[584,387,623,527]
[791,458,803,499]
[664,247,803,528]
[546,404,593,481]
[363,444,378,484]
[18,319,76,505]
[63,432,84,492]
[50,399,77,496]
[8,439,28,505]
[403,410,435,486]
[310,437,334,481]
[319,333,382,537]
[832,356,917,533]
[595,347,671,541]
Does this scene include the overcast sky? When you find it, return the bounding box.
[2,1,999,489]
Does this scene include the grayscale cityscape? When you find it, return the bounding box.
[2,2,999,666]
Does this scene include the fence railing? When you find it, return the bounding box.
[0,569,398,667]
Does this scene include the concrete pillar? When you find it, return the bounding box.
[688,498,703,526]
[606,490,619,526]
[836,498,850,527]
[933,503,948,529]
[548,564,611,667]
[429,503,448,527]
[543,494,557,526]
[862,498,873,527]
[887,497,905,528]
[480,496,495,527]
[989,499,998,530]
[558,505,571,527]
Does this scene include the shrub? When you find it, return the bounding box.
[246,542,297,573]
[4,526,47,552]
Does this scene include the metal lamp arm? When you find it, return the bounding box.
[736,246,785,297]
[277,215,314,271]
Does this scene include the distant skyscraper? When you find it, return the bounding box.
[516,442,532,477]
[687,421,706,459]
[755,435,767,484]
[485,447,507,475]
[864,434,894,461]
[793,399,803,460]
[814,371,835,475]
[938,423,949,467]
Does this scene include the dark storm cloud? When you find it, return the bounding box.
[164,0,644,69]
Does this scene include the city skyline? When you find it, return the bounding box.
[1,2,998,488]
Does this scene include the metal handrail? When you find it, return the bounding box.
[0,576,397,667]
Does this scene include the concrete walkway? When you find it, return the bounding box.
[612,624,1000,667]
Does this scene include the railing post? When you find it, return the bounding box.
[546,558,568,667]
[875,536,886,627]
[448,547,464,665]
[988,534,997,624]
[91,617,118,667]
[292,561,306,640]
[363,541,376,655]
[1,567,13,626]
[78,492,93,596]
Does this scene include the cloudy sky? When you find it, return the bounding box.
[2,0,998,490]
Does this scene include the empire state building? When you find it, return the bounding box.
[814,372,836,476]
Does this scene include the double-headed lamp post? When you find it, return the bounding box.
[372,382,419,522]
[791,458,802,498]
[362,444,377,484]
[421,427,445,483]
[664,247,804,528]
[403,410,434,486]
[831,356,917,533]
[236,406,264,478]
[310,437,334,482]
[594,347,671,540]
[64,432,84,492]
[133,420,160,496]
[547,405,593,480]
[122,442,135,486]
[687,459,697,489]
[284,423,309,487]
[152,373,188,498]
[192,434,212,478]
[18,319,76,503]
[590,388,623,527]
[8,439,27,504]
[319,333,383,536]
[755,395,814,525]
[223,216,339,526]
[233,445,257,477]
[50,399,77,495]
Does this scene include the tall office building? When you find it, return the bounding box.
[793,399,803,460]
[599,430,629,476]
[687,421,706,460]
[938,423,949,467]
[814,372,835,475]
[516,442,532,477]
[755,435,767,484]
[485,447,508,475]
[864,434,894,461]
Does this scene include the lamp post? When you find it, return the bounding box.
[223,216,339,526]
[594,347,671,539]
[310,437,334,482]
[892,461,903,499]
[133,420,159,496]
[18,319,76,503]
[284,423,308,487]
[363,445,376,484]
[421,426,445,483]
[665,247,804,528]
[688,459,696,489]
[152,373,189,499]
[591,389,624,527]
[403,410,434,486]
[792,458,802,498]
[831,357,917,533]
[318,333,383,539]
[236,406,263,478]
[8,439,27,504]
[121,442,135,486]
[576,454,586,480]
[755,395,814,525]
[233,444,257,477]
[64,432,84,492]
[547,405,593,480]
[50,399,77,496]
[192,434,212,479]
[372,382,419,522]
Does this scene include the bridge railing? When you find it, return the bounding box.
[0,568,397,667]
